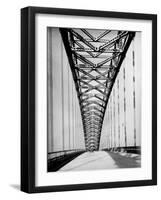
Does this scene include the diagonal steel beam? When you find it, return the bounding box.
[60,28,135,151]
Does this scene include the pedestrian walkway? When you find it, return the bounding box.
[59,151,140,171]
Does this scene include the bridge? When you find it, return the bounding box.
[47,28,141,172]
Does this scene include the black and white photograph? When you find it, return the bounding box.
[47,27,141,172]
[20,6,157,193]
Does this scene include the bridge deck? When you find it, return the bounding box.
[59,151,141,171]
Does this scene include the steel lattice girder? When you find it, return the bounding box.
[60,28,135,151]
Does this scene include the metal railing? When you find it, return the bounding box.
[48,149,85,160]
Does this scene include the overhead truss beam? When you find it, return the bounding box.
[60,28,135,151]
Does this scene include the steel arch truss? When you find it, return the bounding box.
[60,28,135,151]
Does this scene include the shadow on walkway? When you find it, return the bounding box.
[48,152,84,172]
[105,151,141,168]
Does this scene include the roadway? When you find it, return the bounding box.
[59,151,141,171]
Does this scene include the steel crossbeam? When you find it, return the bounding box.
[60,28,135,151]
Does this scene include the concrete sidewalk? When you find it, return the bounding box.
[59,151,141,171]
